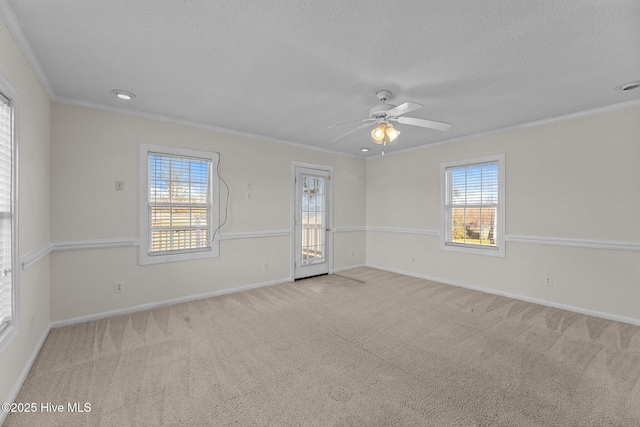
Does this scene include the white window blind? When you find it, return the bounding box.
[445,160,500,249]
[148,153,212,255]
[0,91,14,335]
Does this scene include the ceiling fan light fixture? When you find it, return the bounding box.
[372,123,400,145]
[371,125,386,142]
[385,124,400,142]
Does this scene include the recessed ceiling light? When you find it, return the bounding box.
[360,147,369,152]
[615,81,640,91]
[111,89,136,100]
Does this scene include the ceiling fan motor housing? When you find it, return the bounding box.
[369,104,395,118]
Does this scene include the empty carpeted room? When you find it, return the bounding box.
[1,1,639,426]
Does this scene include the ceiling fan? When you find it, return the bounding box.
[330,90,451,145]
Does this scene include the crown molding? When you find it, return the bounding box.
[369,98,640,159]
[53,96,362,159]
[0,0,55,99]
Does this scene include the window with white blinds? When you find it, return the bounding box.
[139,144,219,265]
[0,89,16,344]
[441,155,505,257]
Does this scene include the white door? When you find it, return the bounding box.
[294,166,332,279]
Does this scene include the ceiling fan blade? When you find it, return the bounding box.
[396,116,452,131]
[385,101,423,118]
[328,118,374,128]
[331,121,376,143]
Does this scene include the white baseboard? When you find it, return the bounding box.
[51,277,292,328]
[50,263,373,327]
[0,323,52,426]
[333,264,367,273]
[365,263,640,327]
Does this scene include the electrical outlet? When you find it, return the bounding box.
[544,275,553,286]
[263,262,269,270]
[115,181,124,191]
[114,282,123,293]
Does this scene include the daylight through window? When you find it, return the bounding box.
[0,90,15,344]
[442,155,504,256]
[148,153,212,255]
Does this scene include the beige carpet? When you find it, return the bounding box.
[5,267,640,426]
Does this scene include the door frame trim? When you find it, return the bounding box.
[290,162,334,280]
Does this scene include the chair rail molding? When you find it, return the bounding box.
[367,227,640,252]
[505,234,640,252]
[20,242,54,270]
[20,230,638,272]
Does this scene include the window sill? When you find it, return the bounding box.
[139,246,219,265]
[441,242,505,257]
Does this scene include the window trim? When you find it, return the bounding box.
[139,144,220,265]
[0,71,20,356]
[440,154,505,257]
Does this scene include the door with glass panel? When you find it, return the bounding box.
[294,167,331,279]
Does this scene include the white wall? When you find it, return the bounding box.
[50,103,366,322]
[366,106,640,322]
[0,17,51,411]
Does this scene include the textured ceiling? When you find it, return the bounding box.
[3,0,640,156]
